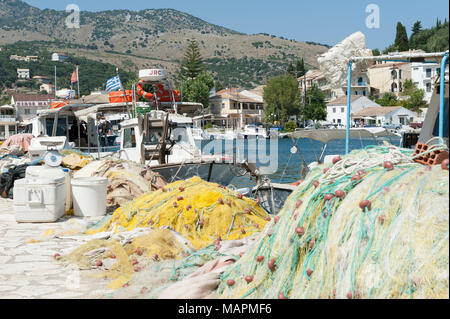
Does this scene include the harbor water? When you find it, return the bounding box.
[198,136,402,188]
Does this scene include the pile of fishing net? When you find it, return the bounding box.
[60,227,192,290]
[87,176,270,250]
[218,145,449,299]
[74,157,167,208]
[61,150,93,171]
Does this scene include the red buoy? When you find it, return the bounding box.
[324,193,334,201]
[351,174,362,182]
[278,292,288,299]
[226,279,235,286]
[441,158,449,170]
[359,199,371,211]
[218,198,224,205]
[268,259,276,271]
[323,168,329,173]
[237,193,243,199]
[335,189,346,199]
[332,156,342,164]
[274,216,280,223]
[256,255,264,262]
[296,200,303,208]
[245,275,253,283]
[295,226,305,236]
[347,291,353,299]
[306,268,313,277]
[312,180,320,188]
[383,161,394,171]
[96,260,102,267]
[179,187,185,192]
[357,169,366,176]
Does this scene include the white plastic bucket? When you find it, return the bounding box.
[71,177,108,217]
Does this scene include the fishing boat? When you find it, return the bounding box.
[237,124,267,139]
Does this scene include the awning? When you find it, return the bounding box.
[0,104,14,110]
[288,128,400,144]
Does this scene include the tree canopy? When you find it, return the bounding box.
[181,71,214,108]
[302,84,327,122]
[180,38,204,79]
[263,74,301,123]
[394,22,409,51]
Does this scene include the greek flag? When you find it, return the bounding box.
[106,75,122,92]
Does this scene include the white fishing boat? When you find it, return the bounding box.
[237,124,267,139]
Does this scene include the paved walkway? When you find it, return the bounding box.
[0,198,113,299]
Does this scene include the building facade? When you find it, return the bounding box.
[410,62,447,103]
[298,70,335,102]
[208,88,265,128]
[0,105,18,140]
[11,94,51,123]
[51,53,69,62]
[326,95,381,127]
[352,106,417,126]
[17,69,30,79]
[367,62,412,97]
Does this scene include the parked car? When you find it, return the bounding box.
[382,123,401,130]
[409,122,423,129]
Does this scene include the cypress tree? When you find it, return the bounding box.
[180,38,204,79]
[411,21,422,35]
[296,59,306,78]
[394,22,409,51]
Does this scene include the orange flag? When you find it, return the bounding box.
[71,67,78,83]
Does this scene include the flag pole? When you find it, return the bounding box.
[76,65,80,99]
[54,65,57,99]
[117,67,131,118]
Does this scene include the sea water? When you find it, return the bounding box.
[199,136,401,188]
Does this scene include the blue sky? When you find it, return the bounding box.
[24,0,449,50]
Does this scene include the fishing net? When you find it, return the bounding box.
[87,176,270,249]
[74,157,167,208]
[61,150,93,170]
[61,227,190,290]
[218,145,449,299]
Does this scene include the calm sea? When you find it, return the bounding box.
[199,136,401,188]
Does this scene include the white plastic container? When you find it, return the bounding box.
[71,177,108,217]
[62,168,72,212]
[13,175,66,223]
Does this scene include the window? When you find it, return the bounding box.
[123,127,136,148]
[391,70,397,79]
[337,119,341,124]
[355,91,358,95]
[341,107,344,113]
[399,70,402,79]
[24,109,30,115]
[426,83,431,92]
[221,103,225,109]
[426,68,432,78]
[363,91,366,96]
[333,108,336,113]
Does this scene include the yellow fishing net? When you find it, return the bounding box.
[61,150,93,170]
[62,228,187,289]
[87,176,270,249]
[218,146,449,299]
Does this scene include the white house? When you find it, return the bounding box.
[11,94,51,123]
[352,106,417,126]
[51,53,69,62]
[40,83,55,94]
[326,95,380,127]
[411,62,449,103]
[17,69,30,79]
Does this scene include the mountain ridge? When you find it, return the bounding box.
[0,0,329,88]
